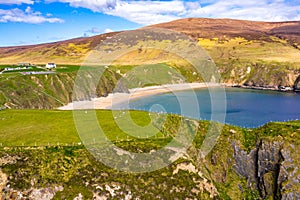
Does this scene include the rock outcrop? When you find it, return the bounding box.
[233,138,300,199]
[1,186,64,200]
[294,75,300,92]
[233,144,257,189]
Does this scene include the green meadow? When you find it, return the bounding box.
[1,109,300,149]
[0,109,169,146]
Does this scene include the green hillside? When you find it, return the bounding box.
[0,109,300,199]
[0,66,125,109]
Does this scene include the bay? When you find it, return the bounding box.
[120,88,300,128]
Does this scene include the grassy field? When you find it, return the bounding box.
[0,64,80,73]
[0,110,79,146]
[1,109,300,147]
[0,109,169,146]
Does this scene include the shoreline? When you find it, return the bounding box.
[58,82,298,111]
[226,84,296,92]
[58,83,222,110]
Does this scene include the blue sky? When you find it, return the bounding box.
[0,0,300,46]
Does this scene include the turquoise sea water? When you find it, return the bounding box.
[117,88,300,128]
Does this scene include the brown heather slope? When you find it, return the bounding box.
[0,32,119,64]
[149,18,300,43]
[1,18,300,65]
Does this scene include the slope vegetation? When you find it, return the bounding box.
[0,68,124,109]
[0,110,300,199]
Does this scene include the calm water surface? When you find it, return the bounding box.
[116,88,300,128]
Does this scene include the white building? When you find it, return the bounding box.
[45,63,56,69]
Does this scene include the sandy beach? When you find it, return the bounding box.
[58,82,222,110]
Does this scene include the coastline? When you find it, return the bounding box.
[58,82,223,110]
[226,84,297,92]
[58,82,298,111]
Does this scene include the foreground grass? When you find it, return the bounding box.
[0,110,79,146]
[1,109,300,148]
[1,109,300,199]
[0,109,164,146]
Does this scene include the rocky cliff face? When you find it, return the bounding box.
[0,70,127,109]
[294,75,300,91]
[217,61,300,91]
[233,138,300,199]
[188,121,300,200]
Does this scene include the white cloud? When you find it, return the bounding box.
[0,0,34,5]
[84,27,113,37]
[25,6,32,13]
[0,7,64,23]
[187,0,300,22]
[105,0,186,25]
[104,0,300,24]
[47,0,300,25]
[47,0,117,12]
[104,28,113,33]
[85,27,113,36]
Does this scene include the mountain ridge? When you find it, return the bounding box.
[1,18,300,62]
[149,18,300,43]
